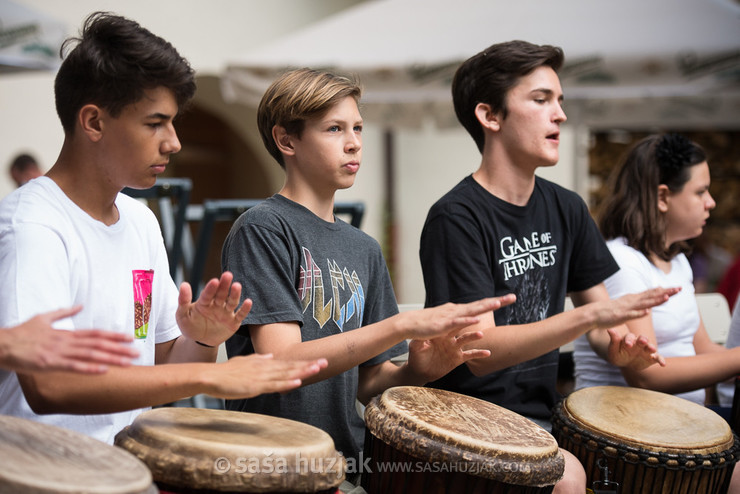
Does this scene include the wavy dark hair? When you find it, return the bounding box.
[598,134,707,262]
[54,12,196,134]
[452,40,564,153]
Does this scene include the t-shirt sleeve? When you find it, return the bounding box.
[222,214,303,329]
[0,222,75,328]
[565,198,619,293]
[603,241,653,299]
[420,204,496,307]
[360,244,407,366]
[152,236,181,344]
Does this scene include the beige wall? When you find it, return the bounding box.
[0,0,365,197]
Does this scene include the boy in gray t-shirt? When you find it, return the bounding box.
[222,68,509,467]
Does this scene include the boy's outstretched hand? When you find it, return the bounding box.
[176,272,253,347]
[1,306,139,374]
[200,354,328,399]
[401,294,516,383]
[398,294,517,341]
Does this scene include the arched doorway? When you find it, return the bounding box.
[167,104,272,283]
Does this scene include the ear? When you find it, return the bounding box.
[78,104,104,142]
[474,103,501,132]
[272,125,295,157]
[657,184,670,213]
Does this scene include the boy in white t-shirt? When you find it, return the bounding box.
[0,12,324,444]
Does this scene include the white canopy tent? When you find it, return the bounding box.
[222,0,740,129]
[0,0,67,74]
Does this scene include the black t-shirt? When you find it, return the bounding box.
[420,175,618,422]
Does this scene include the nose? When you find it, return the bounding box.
[162,124,181,155]
[554,101,567,124]
[706,191,716,210]
[345,131,361,153]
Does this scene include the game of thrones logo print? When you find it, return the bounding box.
[298,247,365,331]
[497,232,556,324]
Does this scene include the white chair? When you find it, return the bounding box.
[696,292,731,345]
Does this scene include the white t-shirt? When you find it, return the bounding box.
[0,177,181,443]
[574,237,705,405]
[717,296,740,407]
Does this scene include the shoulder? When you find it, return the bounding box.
[534,177,587,208]
[673,253,693,277]
[0,178,71,230]
[426,175,481,219]
[115,192,162,230]
[607,238,650,269]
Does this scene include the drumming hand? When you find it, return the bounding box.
[399,295,516,340]
[592,287,679,330]
[176,272,253,347]
[0,306,139,374]
[404,329,491,383]
[201,354,328,398]
[606,327,666,370]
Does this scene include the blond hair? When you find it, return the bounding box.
[257,68,362,167]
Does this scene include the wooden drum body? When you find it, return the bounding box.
[0,414,157,494]
[362,386,564,494]
[114,407,345,493]
[552,386,740,494]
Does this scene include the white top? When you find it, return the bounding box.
[717,295,740,407]
[574,237,705,405]
[0,177,181,443]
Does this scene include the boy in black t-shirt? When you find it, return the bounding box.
[419,40,679,493]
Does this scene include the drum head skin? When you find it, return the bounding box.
[364,386,564,487]
[0,414,156,494]
[563,386,735,454]
[115,407,345,493]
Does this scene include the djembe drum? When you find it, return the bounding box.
[552,386,740,493]
[362,386,564,493]
[0,414,157,493]
[114,407,345,493]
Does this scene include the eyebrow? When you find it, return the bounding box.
[146,112,174,120]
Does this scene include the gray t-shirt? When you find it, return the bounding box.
[222,194,406,461]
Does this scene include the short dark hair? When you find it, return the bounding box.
[9,153,38,173]
[452,40,564,152]
[257,68,362,168]
[54,12,196,134]
[598,134,707,261]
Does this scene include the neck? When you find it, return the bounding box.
[473,160,535,207]
[473,141,538,206]
[279,185,335,223]
[47,143,121,225]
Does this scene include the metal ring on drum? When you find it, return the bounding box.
[552,385,740,494]
[362,386,564,494]
[114,407,345,493]
[0,414,157,494]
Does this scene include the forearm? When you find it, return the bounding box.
[18,363,214,414]
[0,330,13,370]
[586,323,626,360]
[622,347,740,393]
[356,361,424,405]
[466,308,597,375]
[254,318,405,386]
[157,335,218,364]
